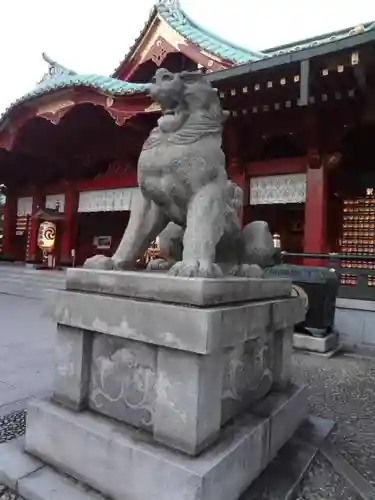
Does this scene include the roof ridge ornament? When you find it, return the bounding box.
[39,52,77,84]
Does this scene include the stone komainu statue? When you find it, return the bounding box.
[84,68,274,277]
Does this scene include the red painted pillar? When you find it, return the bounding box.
[228,169,248,228]
[225,120,247,227]
[60,187,78,266]
[1,191,17,257]
[27,192,44,263]
[303,166,327,265]
[229,167,247,197]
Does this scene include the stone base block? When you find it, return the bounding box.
[24,385,307,500]
[0,437,106,500]
[1,413,334,500]
[293,332,339,353]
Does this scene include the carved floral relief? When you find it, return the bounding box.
[89,335,157,430]
[221,333,273,423]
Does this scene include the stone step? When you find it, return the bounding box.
[0,275,64,286]
[19,467,107,500]
[241,439,316,500]
[0,417,335,500]
[0,279,64,288]
[0,264,65,274]
[0,280,64,300]
[0,264,65,272]
[0,276,65,286]
[240,416,335,500]
[320,441,375,500]
[0,278,65,288]
[0,438,106,500]
[0,284,64,294]
[0,270,65,280]
[0,267,66,299]
[0,286,48,300]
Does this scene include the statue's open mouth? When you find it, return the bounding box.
[163,108,175,116]
[160,98,180,116]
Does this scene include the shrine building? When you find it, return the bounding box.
[0,0,375,301]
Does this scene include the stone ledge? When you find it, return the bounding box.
[23,386,307,500]
[252,384,308,461]
[293,332,339,353]
[336,297,375,312]
[0,437,43,490]
[240,415,335,500]
[45,289,301,354]
[0,415,334,500]
[18,467,106,500]
[65,269,291,306]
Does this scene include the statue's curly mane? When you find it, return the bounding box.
[179,72,228,129]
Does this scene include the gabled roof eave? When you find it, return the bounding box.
[207,23,375,84]
[111,5,159,78]
[111,0,265,78]
[0,73,150,131]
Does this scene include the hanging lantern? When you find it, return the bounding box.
[37,221,57,250]
[273,233,281,249]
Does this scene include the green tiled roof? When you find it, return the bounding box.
[157,0,264,64]
[112,0,264,76]
[1,2,374,130]
[263,21,375,57]
[112,1,375,76]
[0,56,150,129]
[20,74,148,101]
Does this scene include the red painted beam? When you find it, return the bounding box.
[0,89,152,152]
[74,172,138,191]
[246,156,307,177]
[13,171,138,198]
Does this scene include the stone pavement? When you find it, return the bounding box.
[0,294,54,499]
[293,351,375,499]
[0,294,55,415]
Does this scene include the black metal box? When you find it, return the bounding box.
[265,264,339,336]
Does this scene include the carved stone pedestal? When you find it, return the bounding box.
[20,270,307,500]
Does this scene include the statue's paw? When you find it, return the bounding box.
[234,263,263,278]
[147,259,174,271]
[83,254,115,270]
[169,261,223,278]
[112,258,136,271]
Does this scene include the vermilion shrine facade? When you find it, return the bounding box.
[0,0,374,274]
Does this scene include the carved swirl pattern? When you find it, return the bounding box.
[222,335,273,403]
[90,339,156,428]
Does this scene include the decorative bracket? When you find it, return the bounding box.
[39,53,77,84]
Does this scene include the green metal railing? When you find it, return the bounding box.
[280,251,375,301]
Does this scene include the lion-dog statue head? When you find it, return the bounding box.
[149,68,228,135]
